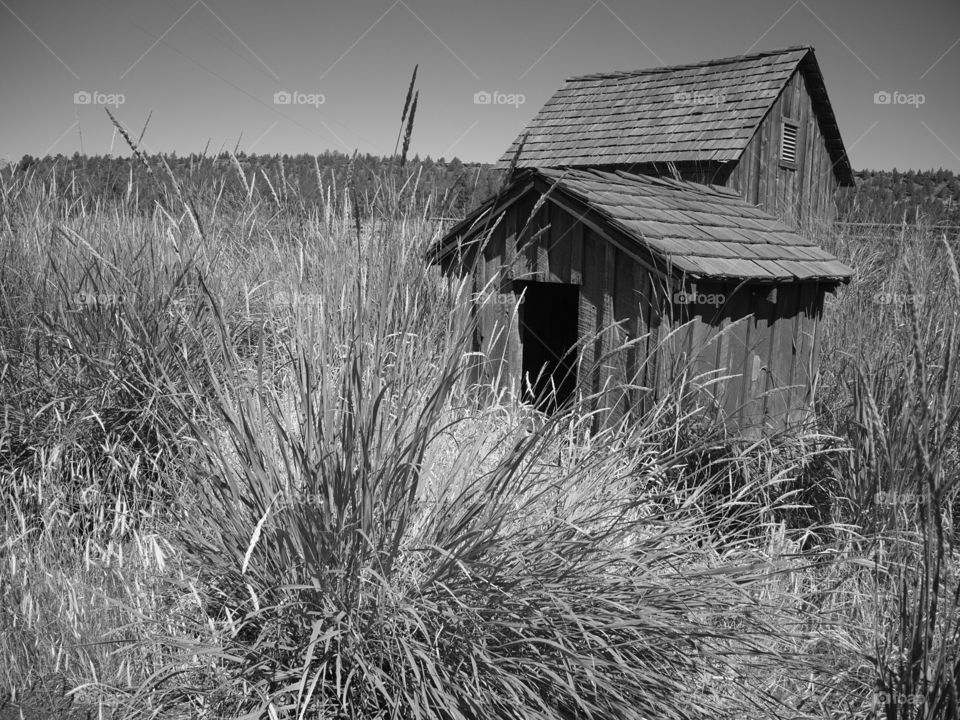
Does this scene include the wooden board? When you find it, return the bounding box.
[717,285,751,427]
[787,283,819,426]
[599,245,630,425]
[763,283,800,429]
[579,228,605,398]
[570,218,584,285]
[548,202,573,283]
[513,195,536,280]
[743,286,776,433]
[613,253,645,415]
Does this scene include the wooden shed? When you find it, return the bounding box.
[498,45,855,231]
[431,47,856,433]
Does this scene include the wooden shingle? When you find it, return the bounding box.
[534,168,853,282]
[497,46,854,186]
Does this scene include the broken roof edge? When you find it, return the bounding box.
[428,169,679,280]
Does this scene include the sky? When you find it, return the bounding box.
[1,0,958,171]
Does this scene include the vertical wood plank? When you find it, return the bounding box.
[751,129,762,206]
[727,162,741,198]
[548,202,573,283]
[635,267,656,413]
[502,204,518,281]
[484,232,509,389]
[803,101,817,229]
[514,195,535,280]
[741,286,775,434]
[789,283,819,426]
[535,201,550,280]
[809,285,825,415]
[689,312,719,417]
[654,298,674,400]
[822,146,836,225]
[718,286,751,429]
[713,300,735,412]
[570,219,584,285]
[687,283,725,415]
[768,94,784,218]
[757,124,769,213]
[764,283,800,430]
[600,246,629,425]
[614,251,643,416]
[579,228,604,398]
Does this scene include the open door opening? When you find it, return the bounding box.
[515,280,579,412]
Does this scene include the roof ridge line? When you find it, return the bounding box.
[568,45,812,81]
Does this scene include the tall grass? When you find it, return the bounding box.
[1,154,958,719]
[818,222,960,719]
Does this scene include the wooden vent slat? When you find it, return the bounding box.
[781,122,798,164]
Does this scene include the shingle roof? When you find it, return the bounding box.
[497,46,854,186]
[436,168,854,283]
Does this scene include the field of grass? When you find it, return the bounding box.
[1,149,958,720]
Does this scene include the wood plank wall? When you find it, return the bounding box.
[725,69,840,230]
[468,198,828,432]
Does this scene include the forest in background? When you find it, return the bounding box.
[5,151,960,226]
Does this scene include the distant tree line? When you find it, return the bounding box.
[6,150,505,218]
[6,153,960,226]
[835,168,960,226]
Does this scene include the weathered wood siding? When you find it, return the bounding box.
[658,280,826,433]
[467,196,828,432]
[724,68,840,231]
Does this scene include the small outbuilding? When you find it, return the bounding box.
[432,47,856,433]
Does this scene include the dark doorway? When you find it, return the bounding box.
[515,280,579,412]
